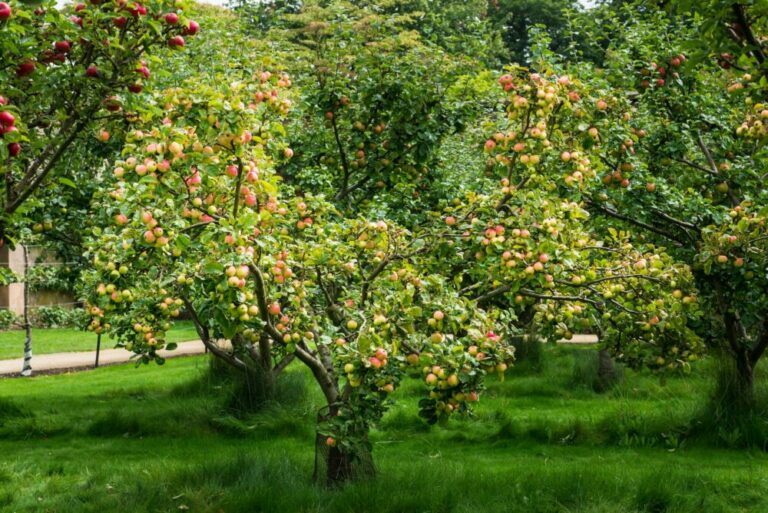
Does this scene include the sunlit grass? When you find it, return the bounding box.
[0,320,198,360]
[0,345,766,512]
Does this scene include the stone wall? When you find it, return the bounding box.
[0,246,77,315]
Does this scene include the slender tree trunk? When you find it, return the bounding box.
[313,403,374,487]
[733,349,756,404]
[597,348,616,390]
[20,246,32,377]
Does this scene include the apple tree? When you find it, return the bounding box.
[275,5,487,221]
[0,0,199,245]
[81,74,515,485]
[550,8,768,402]
[439,66,705,373]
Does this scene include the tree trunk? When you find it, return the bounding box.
[597,349,616,390]
[20,246,32,377]
[733,349,755,405]
[313,405,374,487]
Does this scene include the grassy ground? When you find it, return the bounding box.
[0,345,767,512]
[0,321,198,360]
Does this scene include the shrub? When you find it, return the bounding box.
[31,307,88,329]
[0,310,19,331]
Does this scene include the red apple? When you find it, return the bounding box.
[183,20,199,35]
[164,12,179,24]
[113,16,127,28]
[128,83,143,93]
[55,41,72,53]
[16,61,36,77]
[0,111,15,127]
[7,142,20,157]
[0,2,11,20]
[85,65,99,78]
[168,35,185,48]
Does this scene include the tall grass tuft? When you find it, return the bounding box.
[571,348,624,393]
[691,354,768,450]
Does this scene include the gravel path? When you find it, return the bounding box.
[0,340,206,377]
[0,334,598,378]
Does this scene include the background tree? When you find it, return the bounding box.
[0,0,199,245]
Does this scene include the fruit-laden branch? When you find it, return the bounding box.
[249,264,288,344]
[5,107,95,216]
[474,284,601,308]
[585,198,688,246]
[181,296,248,370]
[695,132,740,207]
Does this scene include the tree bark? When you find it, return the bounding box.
[20,245,32,377]
[734,348,755,404]
[313,404,373,487]
[597,349,616,390]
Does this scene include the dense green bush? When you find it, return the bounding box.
[31,307,88,329]
[0,310,18,331]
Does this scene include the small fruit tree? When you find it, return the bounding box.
[566,7,768,401]
[82,75,515,485]
[278,5,480,215]
[0,0,198,244]
[451,66,704,372]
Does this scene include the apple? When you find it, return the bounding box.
[164,12,179,24]
[734,257,744,267]
[7,142,20,157]
[369,356,382,369]
[113,16,127,28]
[325,437,336,447]
[0,2,11,20]
[425,373,438,385]
[447,374,459,387]
[168,35,185,48]
[0,96,6,106]
[268,303,281,315]
[183,20,199,35]
[98,130,110,142]
[445,216,456,226]
[645,182,656,192]
[432,310,445,321]
[346,319,358,330]
[85,65,99,78]
[716,254,728,264]
[16,61,35,77]
[0,111,15,127]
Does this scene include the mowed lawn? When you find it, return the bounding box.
[0,321,199,360]
[0,345,767,513]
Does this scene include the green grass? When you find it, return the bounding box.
[0,321,198,360]
[0,345,767,512]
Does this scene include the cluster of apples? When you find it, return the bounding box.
[736,102,768,140]
[638,54,684,90]
[0,99,21,158]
